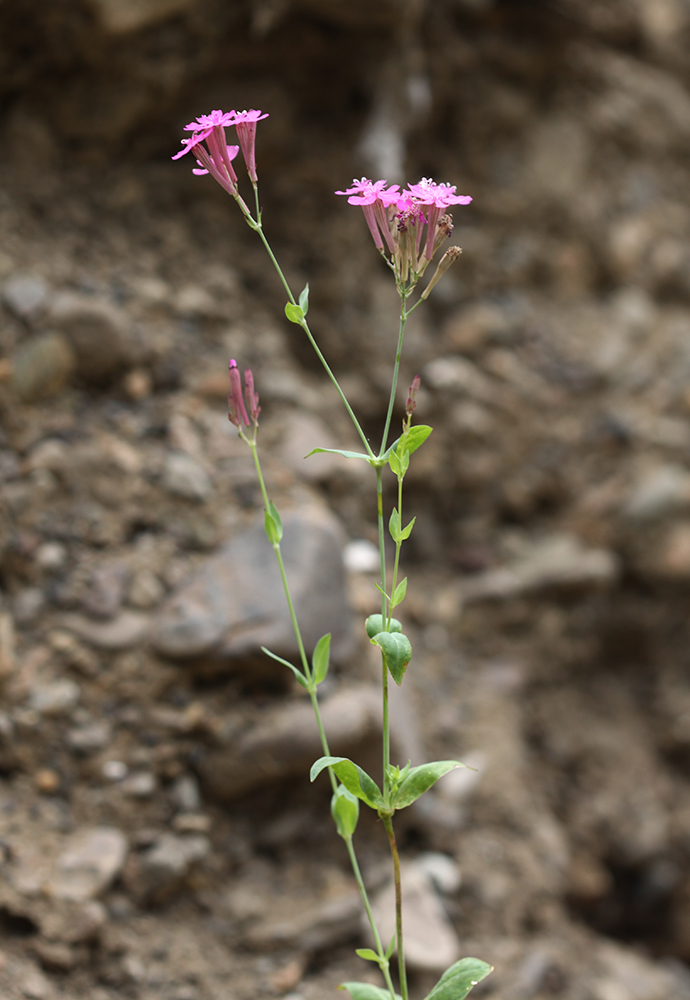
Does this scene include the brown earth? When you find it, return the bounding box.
[2,1,690,999]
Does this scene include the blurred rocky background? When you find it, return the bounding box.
[2,0,690,998]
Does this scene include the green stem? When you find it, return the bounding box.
[387,474,404,632]
[379,296,408,457]
[376,467,391,799]
[346,836,397,1000]
[382,814,408,1000]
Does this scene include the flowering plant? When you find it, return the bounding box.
[174,109,491,1000]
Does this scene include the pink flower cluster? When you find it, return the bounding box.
[335,176,471,275]
[228,360,260,429]
[172,109,268,191]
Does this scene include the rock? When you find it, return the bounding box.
[2,274,50,321]
[281,411,362,482]
[343,539,380,573]
[81,562,130,619]
[162,451,213,502]
[66,722,111,755]
[60,610,150,650]
[12,588,45,625]
[462,534,619,603]
[422,355,497,403]
[592,940,682,1000]
[120,771,157,798]
[443,301,515,353]
[127,568,166,609]
[48,827,128,902]
[39,899,107,944]
[47,292,132,384]
[149,507,353,669]
[11,333,76,402]
[170,774,201,812]
[19,966,52,999]
[414,852,462,894]
[124,833,210,904]
[0,611,15,678]
[623,464,690,521]
[245,892,361,952]
[369,861,460,972]
[29,679,81,717]
[199,685,381,800]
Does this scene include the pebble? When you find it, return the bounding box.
[121,771,157,798]
[48,826,128,901]
[162,451,213,502]
[124,833,210,903]
[34,542,68,571]
[81,562,130,619]
[12,588,45,625]
[369,861,460,972]
[34,769,61,793]
[343,539,380,573]
[623,464,690,521]
[0,611,15,677]
[2,274,50,321]
[60,610,150,650]
[20,966,52,999]
[170,774,201,812]
[149,507,353,669]
[245,892,361,952]
[47,291,133,384]
[414,852,462,894]
[66,722,111,755]
[11,333,76,403]
[102,760,128,781]
[29,679,81,717]
[127,567,166,609]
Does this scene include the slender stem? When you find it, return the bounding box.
[379,296,408,457]
[346,836,397,1000]
[376,467,391,799]
[386,474,404,632]
[252,224,374,458]
[382,815,408,1000]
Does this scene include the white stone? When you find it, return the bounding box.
[49,827,128,901]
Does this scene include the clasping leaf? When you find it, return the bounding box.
[310,756,383,809]
[370,630,412,685]
[392,760,468,810]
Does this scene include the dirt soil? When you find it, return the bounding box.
[2,1,690,999]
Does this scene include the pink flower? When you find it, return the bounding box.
[233,109,269,184]
[184,109,236,132]
[228,360,250,427]
[173,109,242,195]
[406,179,472,259]
[335,178,400,253]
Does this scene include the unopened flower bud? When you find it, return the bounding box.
[406,375,421,417]
[421,246,462,300]
[228,359,250,427]
[244,367,261,424]
[432,213,454,257]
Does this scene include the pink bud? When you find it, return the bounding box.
[228,359,250,427]
[406,375,421,417]
[244,367,261,424]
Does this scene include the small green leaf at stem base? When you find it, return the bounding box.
[261,646,309,689]
[331,785,359,839]
[299,283,309,316]
[285,302,304,324]
[402,424,433,456]
[310,756,384,809]
[389,507,401,543]
[391,577,407,608]
[399,516,416,541]
[312,633,331,684]
[354,949,380,963]
[264,502,283,545]
[306,447,372,462]
[370,630,412,685]
[392,759,467,809]
[423,958,493,1000]
[365,615,402,639]
[339,984,402,1000]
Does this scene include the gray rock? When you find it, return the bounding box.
[162,451,213,502]
[60,610,150,650]
[281,411,363,482]
[124,833,209,903]
[29,680,81,717]
[11,332,76,402]
[90,0,196,35]
[127,568,166,609]
[66,722,111,755]
[369,861,460,972]
[2,274,50,321]
[120,771,157,798]
[81,562,130,619]
[199,685,380,800]
[48,827,128,901]
[149,507,353,669]
[245,892,361,952]
[48,291,132,383]
[170,774,201,812]
[623,464,690,521]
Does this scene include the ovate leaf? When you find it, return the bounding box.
[365,615,402,639]
[424,958,493,1000]
[299,283,309,316]
[310,756,383,809]
[370,631,412,685]
[331,785,359,839]
[285,302,304,324]
[339,984,401,1000]
[393,760,468,810]
[354,949,380,963]
[402,424,433,456]
[264,502,283,545]
[399,516,416,541]
[389,507,401,543]
[312,633,331,685]
[391,577,407,608]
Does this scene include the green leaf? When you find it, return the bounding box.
[389,508,401,543]
[424,958,493,1000]
[264,502,283,545]
[399,516,416,541]
[285,302,304,324]
[340,984,401,1000]
[354,949,380,963]
[385,933,396,960]
[260,646,309,689]
[391,577,407,608]
[388,448,403,478]
[393,760,467,810]
[312,633,331,685]
[305,447,372,462]
[402,424,433,456]
[370,631,412,685]
[299,283,309,316]
[365,615,402,639]
[374,582,391,601]
[331,785,359,839]
[310,756,384,809]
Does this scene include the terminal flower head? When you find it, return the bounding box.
[406,179,472,259]
[335,178,399,253]
[173,108,241,196]
[233,109,269,183]
[184,109,236,131]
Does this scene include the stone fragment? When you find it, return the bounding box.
[2,274,50,321]
[199,685,380,800]
[281,411,362,482]
[39,899,107,944]
[11,333,76,402]
[245,892,361,952]
[623,464,690,521]
[170,774,201,812]
[343,539,380,573]
[48,827,128,901]
[48,292,132,383]
[369,861,460,972]
[66,722,111,755]
[120,771,157,798]
[60,610,150,650]
[149,507,353,669]
[423,355,497,403]
[29,680,81,717]
[20,966,52,999]
[162,451,213,502]
[462,534,619,603]
[124,833,210,904]
[127,568,166,609]
[81,562,130,619]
